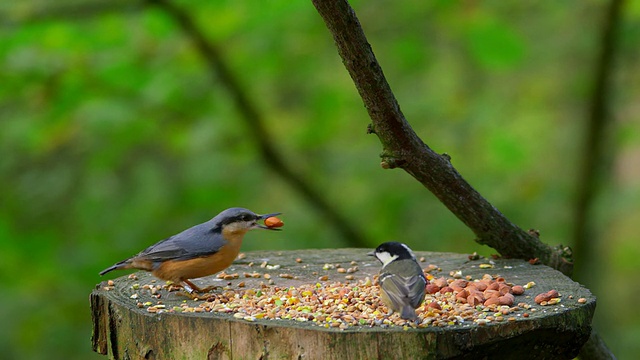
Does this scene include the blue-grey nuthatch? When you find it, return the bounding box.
[99,207,281,295]
[368,241,427,320]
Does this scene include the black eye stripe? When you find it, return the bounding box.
[222,213,256,226]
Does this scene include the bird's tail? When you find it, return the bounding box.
[401,306,418,321]
[99,260,131,276]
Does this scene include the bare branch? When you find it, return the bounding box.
[310,0,573,275]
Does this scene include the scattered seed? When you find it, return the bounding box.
[547,298,561,305]
[534,290,559,304]
[121,268,564,331]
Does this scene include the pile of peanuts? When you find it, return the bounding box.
[426,274,526,308]
[120,268,576,330]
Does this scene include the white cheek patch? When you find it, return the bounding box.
[376,251,399,267]
[224,221,256,233]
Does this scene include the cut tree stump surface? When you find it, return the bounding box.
[91,249,595,360]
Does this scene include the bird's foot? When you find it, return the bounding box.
[179,280,221,300]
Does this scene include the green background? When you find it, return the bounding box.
[1,0,639,358]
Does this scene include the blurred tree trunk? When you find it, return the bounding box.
[572,0,624,284]
[574,0,625,359]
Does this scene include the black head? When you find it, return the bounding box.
[367,241,416,266]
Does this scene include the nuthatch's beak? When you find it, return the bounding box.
[256,212,282,230]
[367,250,376,257]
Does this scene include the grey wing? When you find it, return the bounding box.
[134,222,225,262]
[407,272,427,308]
[381,272,427,309]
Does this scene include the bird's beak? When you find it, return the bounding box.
[256,212,282,230]
[367,251,376,257]
[259,212,282,220]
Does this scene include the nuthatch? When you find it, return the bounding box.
[368,241,427,320]
[99,207,281,295]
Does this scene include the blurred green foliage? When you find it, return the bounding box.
[1,0,639,358]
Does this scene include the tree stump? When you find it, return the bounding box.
[91,249,595,359]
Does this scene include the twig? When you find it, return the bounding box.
[147,0,369,247]
[311,0,572,275]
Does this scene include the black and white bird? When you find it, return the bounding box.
[368,241,427,320]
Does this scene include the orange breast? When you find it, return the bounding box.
[152,234,244,282]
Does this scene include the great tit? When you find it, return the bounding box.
[368,241,427,320]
